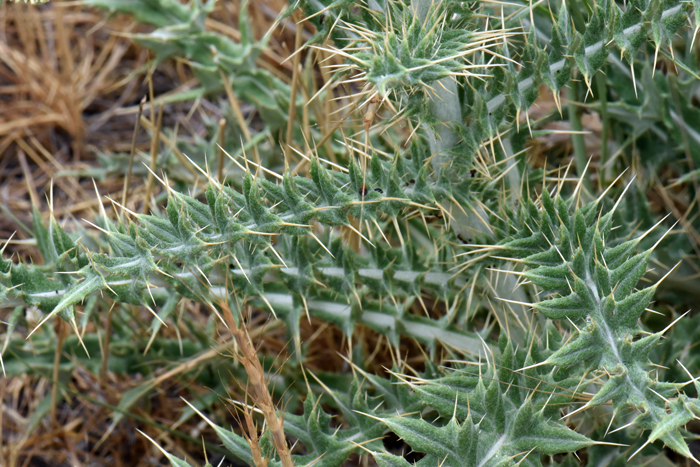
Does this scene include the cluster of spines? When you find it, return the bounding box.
[303,0,698,168]
[493,186,700,459]
[0,149,496,359]
[12,170,697,462]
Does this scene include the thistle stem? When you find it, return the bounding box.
[595,72,609,185]
[218,118,226,183]
[566,80,592,194]
[144,104,164,214]
[565,0,592,195]
[122,96,145,208]
[51,317,66,427]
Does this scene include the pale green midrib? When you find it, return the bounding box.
[4,264,482,354]
[477,433,507,467]
[15,268,462,302]
[500,1,691,412]
[476,392,554,466]
[267,293,483,353]
[573,237,656,415]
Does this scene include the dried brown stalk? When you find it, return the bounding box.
[218,118,227,183]
[220,301,293,467]
[220,70,260,164]
[284,10,305,163]
[144,104,164,214]
[122,96,146,208]
[240,390,268,467]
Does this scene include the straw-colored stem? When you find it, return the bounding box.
[285,10,304,162]
[319,44,336,161]
[51,317,66,427]
[221,70,260,164]
[144,104,163,214]
[218,118,227,183]
[220,302,293,467]
[139,116,198,178]
[122,96,146,208]
[100,302,113,383]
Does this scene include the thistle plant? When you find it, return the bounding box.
[3,0,700,465]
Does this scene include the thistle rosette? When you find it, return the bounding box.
[351,1,484,96]
[303,0,509,101]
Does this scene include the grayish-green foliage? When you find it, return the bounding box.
[3,0,700,465]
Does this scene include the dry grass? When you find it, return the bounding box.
[0,1,308,466]
[0,0,299,249]
[1,0,155,258]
